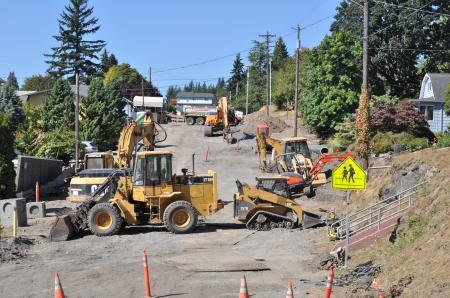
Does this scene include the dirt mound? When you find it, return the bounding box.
[242,107,289,135]
[0,237,35,263]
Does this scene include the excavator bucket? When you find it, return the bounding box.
[49,215,76,241]
[302,211,325,229]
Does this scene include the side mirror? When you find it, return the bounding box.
[320,147,329,154]
[181,168,188,175]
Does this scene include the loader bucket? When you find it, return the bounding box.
[302,211,325,229]
[49,215,75,241]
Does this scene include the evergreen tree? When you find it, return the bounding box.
[215,78,228,99]
[42,79,75,131]
[272,37,289,71]
[0,72,23,129]
[81,80,126,151]
[0,113,16,199]
[246,41,268,111]
[16,104,44,156]
[227,53,246,99]
[166,85,181,100]
[301,31,362,137]
[45,0,105,82]
[100,49,119,75]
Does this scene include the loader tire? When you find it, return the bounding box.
[186,117,194,125]
[163,201,198,234]
[88,203,123,237]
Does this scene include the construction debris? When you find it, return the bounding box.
[0,237,35,263]
[333,261,382,288]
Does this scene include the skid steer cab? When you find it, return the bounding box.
[49,151,224,241]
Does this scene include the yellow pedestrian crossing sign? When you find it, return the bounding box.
[332,157,366,190]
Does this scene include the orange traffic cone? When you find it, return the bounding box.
[239,275,249,298]
[204,146,209,161]
[324,265,334,298]
[143,249,151,298]
[286,280,294,298]
[54,272,65,298]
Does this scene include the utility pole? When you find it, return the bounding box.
[75,72,80,170]
[269,58,272,109]
[356,0,370,170]
[141,78,145,111]
[246,67,250,116]
[293,25,300,137]
[258,31,276,116]
[148,66,152,85]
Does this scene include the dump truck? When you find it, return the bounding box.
[68,111,165,202]
[50,151,224,241]
[184,107,216,125]
[233,176,324,230]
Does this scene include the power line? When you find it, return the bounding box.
[369,0,450,17]
[370,47,450,52]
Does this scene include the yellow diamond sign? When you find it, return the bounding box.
[332,157,366,190]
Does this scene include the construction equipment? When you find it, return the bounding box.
[234,177,325,230]
[50,151,224,241]
[281,151,354,197]
[204,97,239,139]
[256,124,313,172]
[67,111,166,202]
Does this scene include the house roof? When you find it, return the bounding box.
[176,91,215,99]
[427,73,450,102]
[409,96,444,103]
[15,90,49,104]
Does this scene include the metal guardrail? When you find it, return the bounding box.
[330,181,428,239]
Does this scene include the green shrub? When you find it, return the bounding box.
[436,133,450,148]
[371,132,394,154]
[405,137,428,151]
[37,128,76,165]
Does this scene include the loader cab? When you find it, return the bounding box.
[84,152,114,170]
[283,137,311,159]
[133,151,174,187]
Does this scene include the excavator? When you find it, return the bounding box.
[204,97,239,141]
[255,123,353,198]
[67,112,164,202]
[234,177,325,230]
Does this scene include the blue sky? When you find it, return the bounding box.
[0,0,341,96]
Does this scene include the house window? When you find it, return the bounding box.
[419,106,434,120]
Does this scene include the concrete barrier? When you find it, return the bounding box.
[26,202,46,219]
[15,156,63,194]
[0,198,27,227]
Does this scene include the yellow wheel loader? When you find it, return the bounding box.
[50,151,224,241]
[68,111,166,202]
[233,177,324,230]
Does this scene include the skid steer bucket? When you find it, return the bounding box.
[49,215,76,241]
[302,211,325,229]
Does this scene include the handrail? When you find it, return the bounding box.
[330,180,428,239]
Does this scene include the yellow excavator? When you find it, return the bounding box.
[234,177,324,230]
[204,97,239,141]
[68,112,163,202]
[50,150,224,241]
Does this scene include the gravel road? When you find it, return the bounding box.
[0,122,344,297]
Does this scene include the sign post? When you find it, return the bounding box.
[332,157,367,268]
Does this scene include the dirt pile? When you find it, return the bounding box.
[241,107,289,136]
[0,237,35,263]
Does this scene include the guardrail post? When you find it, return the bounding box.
[377,208,381,232]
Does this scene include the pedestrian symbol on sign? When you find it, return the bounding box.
[332,158,366,190]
